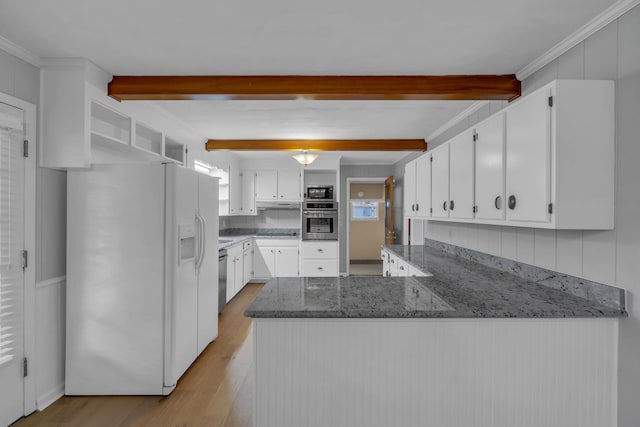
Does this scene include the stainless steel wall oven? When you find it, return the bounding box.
[302,201,338,240]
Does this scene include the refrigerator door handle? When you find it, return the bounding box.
[197,213,207,274]
[194,212,203,273]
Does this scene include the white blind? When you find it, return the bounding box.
[0,106,24,367]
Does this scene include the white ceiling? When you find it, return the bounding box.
[0,0,618,164]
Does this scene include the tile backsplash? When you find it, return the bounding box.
[220,209,301,231]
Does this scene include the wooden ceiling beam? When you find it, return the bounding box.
[108,75,521,101]
[205,139,427,152]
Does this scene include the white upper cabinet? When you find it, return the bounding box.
[41,59,186,168]
[425,79,614,230]
[255,170,301,202]
[430,143,450,219]
[241,170,256,215]
[278,170,302,201]
[448,130,475,219]
[415,154,431,218]
[505,87,551,223]
[474,113,505,220]
[229,166,242,215]
[255,170,278,201]
[404,160,418,218]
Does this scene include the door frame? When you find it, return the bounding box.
[0,91,37,416]
[345,177,387,276]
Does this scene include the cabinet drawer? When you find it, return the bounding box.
[302,260,338,277]
[302,241,338,259]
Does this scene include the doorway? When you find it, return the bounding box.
[346,178,392,276]
[0,95,36,426]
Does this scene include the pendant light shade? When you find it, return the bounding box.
[292,151,318,166]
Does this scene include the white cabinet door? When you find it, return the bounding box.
[415,154,431,219]
[275,246,299,277]
[278,170,301,201]
[388,254,399,276]
[255,170,278,201]
[226,245,243,301]
[241,170,256,215]
[475,114,505,220]
[243,246,253,284]
[431,144,450,219]
[506,88,551,223]
[449,131,475,219]
[254,245,275,278]
[404,161,417,218]
[229,167,242,215]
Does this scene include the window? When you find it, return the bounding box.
[351,200,379,220]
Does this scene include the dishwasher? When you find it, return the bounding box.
[218,249,228,313]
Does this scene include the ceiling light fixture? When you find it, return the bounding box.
[292,151,318,166]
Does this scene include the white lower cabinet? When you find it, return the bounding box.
[301,241,338,277]
[226,244,244,303]
[253,239,300,279]
[226,240,254,302]
[243,240,253,284]
[382,249,429,277]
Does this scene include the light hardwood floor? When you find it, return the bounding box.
[14,283,264,427]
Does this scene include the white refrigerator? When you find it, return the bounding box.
[66,163,219,395]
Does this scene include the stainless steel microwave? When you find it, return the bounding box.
[305,186,334,201]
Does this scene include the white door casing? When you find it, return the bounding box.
[0,95,36,424]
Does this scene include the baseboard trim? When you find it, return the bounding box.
[36,383,64,411]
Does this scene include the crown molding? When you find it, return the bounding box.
[0,35,40,67]
[517,0,640,80]
[426,101,490,142]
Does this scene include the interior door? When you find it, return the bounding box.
[0,108,26,426]
[384,176,395,244]
[196,173,219,353]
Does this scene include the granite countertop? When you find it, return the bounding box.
[219,228,300,249]
[245,245,627,319]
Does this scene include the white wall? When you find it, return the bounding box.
[418,6,640,426]
[0,47,67,409]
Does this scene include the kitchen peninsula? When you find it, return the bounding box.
[245,242,626,427]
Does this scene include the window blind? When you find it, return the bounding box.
[0,103,24,367]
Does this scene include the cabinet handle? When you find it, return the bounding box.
[280,195,284,198]
[416,203,419,211]
[411,204,415,212]
[494,196,502,210]
[278,250,282,254]
[390,259,395,264]
[399,266,405,270]
[270,249,275,254]
[449,200,455,211]
[443,201,447,211]
[317,266,324,270]
[508,195,516,210]
[317,248,324,252]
